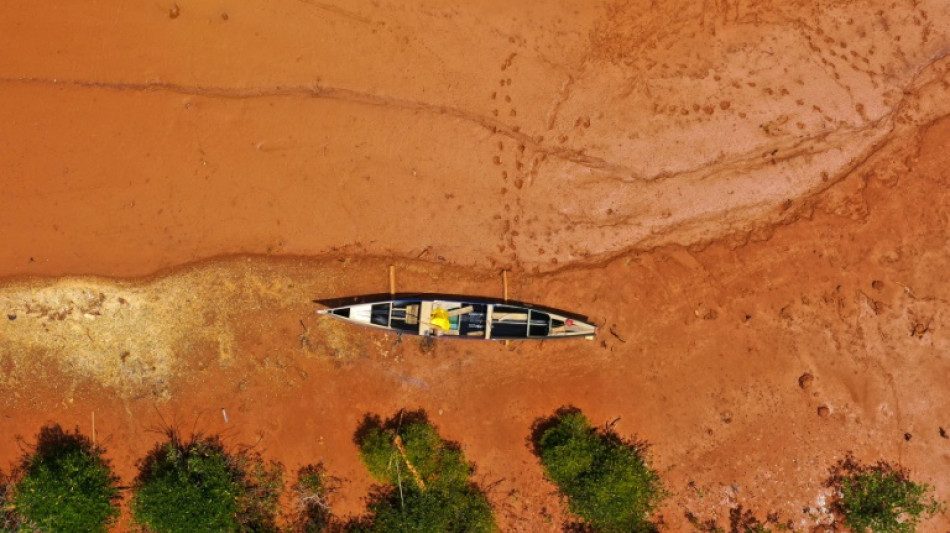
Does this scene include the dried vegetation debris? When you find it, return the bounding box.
[0,266,304,399]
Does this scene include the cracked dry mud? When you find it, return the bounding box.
[1,1,949,531]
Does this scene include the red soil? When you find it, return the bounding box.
[1,1,949,530]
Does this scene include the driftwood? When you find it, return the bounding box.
[393,435,426,490]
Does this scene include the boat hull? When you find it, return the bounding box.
[316,297,596,340]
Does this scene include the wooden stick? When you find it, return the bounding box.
[393,435,426,490]
[446,306,474,317]
[503,270,510,346]
[389,265,396,296]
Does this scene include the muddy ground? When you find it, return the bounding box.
[1,1,949,530]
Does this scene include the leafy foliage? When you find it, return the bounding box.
[351,484,494,533]
[130,432,283,533]
[531,407,664,533]
[828,455,943,533]
[349,410,496,533]
[237,452,284,532]
[5,425,120,533]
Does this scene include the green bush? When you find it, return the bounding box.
[130,432,283,533]
[4,425,120,533]
[531,407,664,533]
[829,455,943,533]
[349,410,495,533]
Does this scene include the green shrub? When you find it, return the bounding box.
[130,432,283,533]
[531,407,664,533]
[829,455,943,533]
[352,483,494,533]
[5,425,120,533]
[237,452,284,532]
[349,410,495,533]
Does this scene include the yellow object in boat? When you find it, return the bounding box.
[431,308,450,330]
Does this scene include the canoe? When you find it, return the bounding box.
[316,297,597,340]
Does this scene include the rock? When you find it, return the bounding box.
[817,405,830,417]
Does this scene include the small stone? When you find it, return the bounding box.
[817,405,830,417]
[7,314,15,321]
[939,427,948,439]
[904,432,912,441]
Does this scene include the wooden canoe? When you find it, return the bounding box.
[316,297,596,340]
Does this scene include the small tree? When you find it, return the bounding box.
[531,407,664,533]
[130,432,283,533]
[5,424,120,533]
[828,455,943,533]
[349,410,496,532]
